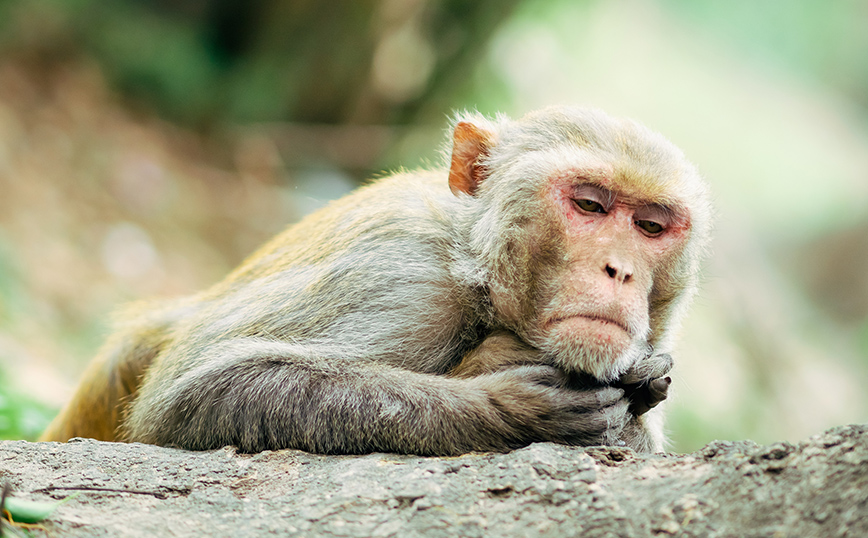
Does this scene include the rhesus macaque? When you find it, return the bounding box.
[41,106,712,455]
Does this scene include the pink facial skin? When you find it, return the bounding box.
[531,172,691,380]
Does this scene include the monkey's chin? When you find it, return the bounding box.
[543,317,644,382]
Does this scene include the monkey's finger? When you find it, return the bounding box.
[646,376,671,408]
[594,386,627,408]
[561,398,629,446]
[512,364,571,389]
[619,353,674,385]
[628,376,671,417]
[551,386,625,415]
[647,354,674,379]
[630,398,651,417]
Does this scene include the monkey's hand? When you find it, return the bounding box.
[617,352,673,417]
[470,365,631,449]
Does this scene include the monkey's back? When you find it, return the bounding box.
[42,170,480,444]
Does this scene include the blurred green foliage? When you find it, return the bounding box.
[0,238,23,327]
[0,239,87,440]
[0,0,519,126]
[660,0,868,108]
[0,373,53,441]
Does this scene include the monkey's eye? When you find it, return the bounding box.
[575,199,606,213]
[636,219,665,235]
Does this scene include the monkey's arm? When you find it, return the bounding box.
[449,330,543,378]
[121,338,629,455]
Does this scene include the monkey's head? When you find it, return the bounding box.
[448,106,712,382]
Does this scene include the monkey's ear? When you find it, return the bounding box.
[448,121,495,196]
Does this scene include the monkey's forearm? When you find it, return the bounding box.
[124,350,524,455]
[449,330,544,378]
[121,339,636,455]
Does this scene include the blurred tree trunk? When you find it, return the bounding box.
[85,0,521,126]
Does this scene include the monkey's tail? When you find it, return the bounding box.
[39,323,171,443]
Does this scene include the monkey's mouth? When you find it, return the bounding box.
[547,314,631,335]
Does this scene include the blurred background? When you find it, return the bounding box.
[0,0,866,452]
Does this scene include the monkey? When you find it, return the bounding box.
[40,106,712,455]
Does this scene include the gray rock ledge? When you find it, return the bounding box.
[1,424,866,537]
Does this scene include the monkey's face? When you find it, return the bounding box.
[450,107,709,383]
[521,176,691,383]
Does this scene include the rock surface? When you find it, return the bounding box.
[1,424,866,537]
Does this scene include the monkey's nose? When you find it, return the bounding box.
[604,262,633,283]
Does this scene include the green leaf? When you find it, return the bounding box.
[2,493,78,524]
